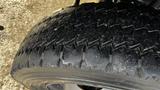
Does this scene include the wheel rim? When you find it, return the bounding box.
[12,67,160,90]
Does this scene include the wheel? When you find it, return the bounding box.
[30,84,64,90]
[11,1,160,90]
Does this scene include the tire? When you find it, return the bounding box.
[30,84,64,90]
[138,0,160,9]
[11,2,160,90]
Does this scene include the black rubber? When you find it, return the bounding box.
[11,2,160,90]
[138,0,160,9]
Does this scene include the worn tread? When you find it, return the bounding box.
[11,2,160,87]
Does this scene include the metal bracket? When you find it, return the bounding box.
[74,0,80,7]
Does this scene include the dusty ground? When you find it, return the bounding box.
[0,0,97,90]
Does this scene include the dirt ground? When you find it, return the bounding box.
[0,0,97,90]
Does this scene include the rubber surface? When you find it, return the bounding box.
[11,2,160,90]
[138,0,160,9]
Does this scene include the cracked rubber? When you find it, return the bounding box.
[11,2,160,90]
